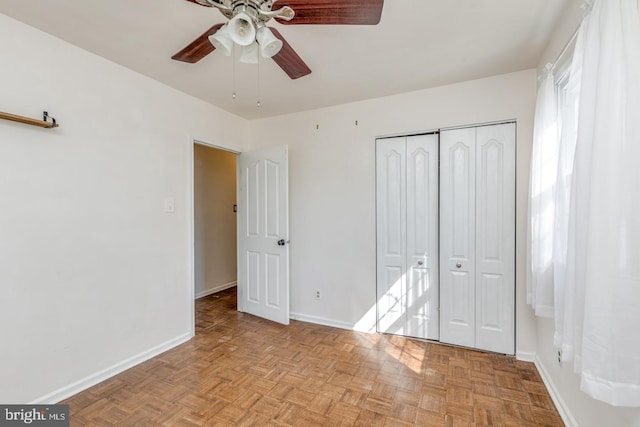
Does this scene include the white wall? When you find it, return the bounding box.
[194,145,237,298]
[248,69,538,356]
[533,1,640,426]
[0,13,248,403]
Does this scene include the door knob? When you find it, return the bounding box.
[418,260,424,266]
[456,263,462,268]
[277,239,286,246]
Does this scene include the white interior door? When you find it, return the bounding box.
[475,123,515,354]
[440,127,477,348]
[237,145,289,325]
[376,134,439,340]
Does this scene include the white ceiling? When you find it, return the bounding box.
[0,0,568,120]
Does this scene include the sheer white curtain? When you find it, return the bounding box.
[560,0,640,406]
[553,23,585,354]
[527,66,558,318]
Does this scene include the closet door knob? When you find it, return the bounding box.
[456,263,462,268]
[418,260,424,266]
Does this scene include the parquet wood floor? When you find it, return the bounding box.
[62,288,564,426]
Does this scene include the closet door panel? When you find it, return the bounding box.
[406,134,439,340]
[475,123,515,354]
[376,137,407,335]
[440,128,476,348]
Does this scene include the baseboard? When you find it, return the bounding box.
[515,351,536,362]
[289,312,355,331]
[30,333,192,405]
[534,356,578,427]
[195,281,236,299]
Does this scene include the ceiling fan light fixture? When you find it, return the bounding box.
[239,42,260,64]
[208,25,233,56]
[228,11,256,46]
[256,26,283,58]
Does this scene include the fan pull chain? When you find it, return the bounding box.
[257,54,261,108]
[232,45,237,100]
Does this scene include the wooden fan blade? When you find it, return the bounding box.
[273,0,383,25]
[270,28,312,80]
[172,23,224,63]
[184,0,213,7]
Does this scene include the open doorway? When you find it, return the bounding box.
[188,139,290,335]
[193,143,238,299]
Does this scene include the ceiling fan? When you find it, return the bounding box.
[172,0,384,79]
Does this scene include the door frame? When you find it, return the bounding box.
[187,136,243,337]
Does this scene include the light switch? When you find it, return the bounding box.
[164,197,175,213]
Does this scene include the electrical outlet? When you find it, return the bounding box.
[557,349,562,366]
[315,290,321,300]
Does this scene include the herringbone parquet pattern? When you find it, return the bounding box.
[62,288,564,426]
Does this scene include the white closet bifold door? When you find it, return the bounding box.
[439,123,515,355]
[376,134,439,340]
[376,136,407,336]
[439,127,477,348]
[406,135,439,340]
[475,124,515,354]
